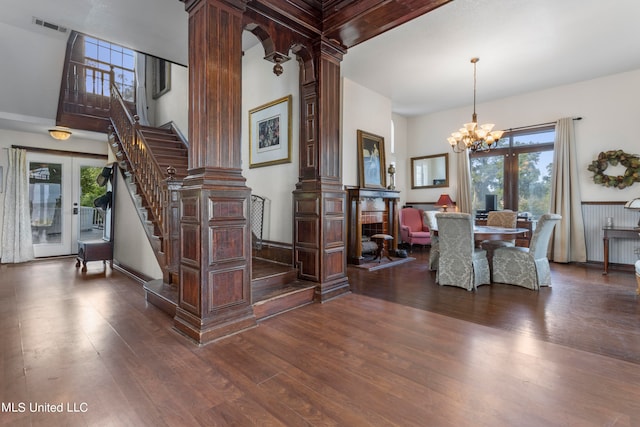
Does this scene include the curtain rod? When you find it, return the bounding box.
[10,145,107,159]
[505,117,582,133]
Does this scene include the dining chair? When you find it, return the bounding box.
[480,210,518,251]
[492,213,562,290]
[435,212,490,291]
[423,210,439,270]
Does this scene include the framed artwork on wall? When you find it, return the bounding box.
[357,130,386,189]
[248,95,292,168]
[152,57,171,99]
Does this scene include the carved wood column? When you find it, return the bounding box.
[294,39,350,301]
[176,0,256,343]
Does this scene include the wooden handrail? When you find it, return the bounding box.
[109,81,180,281]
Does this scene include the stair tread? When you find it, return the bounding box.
[253,281,315,304]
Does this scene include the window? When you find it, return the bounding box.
[470,126,555,219]
[83,35,136,102]
[58,31,137,132]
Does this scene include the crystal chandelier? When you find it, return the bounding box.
[447,58,504,153]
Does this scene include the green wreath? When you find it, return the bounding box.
[587,150,640,189]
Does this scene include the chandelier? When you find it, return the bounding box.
[447,58,504,153]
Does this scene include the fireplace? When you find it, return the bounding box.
[346,187,400,264]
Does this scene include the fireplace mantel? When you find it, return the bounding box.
[346,187,400,264]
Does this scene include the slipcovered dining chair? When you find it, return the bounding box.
[480,210,518,251]
[399,207,431,251]
[435,212,490,291]
[423,210,440,270]
[492,213,562,290]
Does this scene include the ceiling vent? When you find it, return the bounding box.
[32,17,68,34]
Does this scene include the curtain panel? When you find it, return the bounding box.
[456,150,473,214]
[1,148,34,263]
[550,117,587,262]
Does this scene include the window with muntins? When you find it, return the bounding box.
[83,35,135,102]
[469,126,555,219]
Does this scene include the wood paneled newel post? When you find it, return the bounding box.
[176,0,256,343]
[293,39,350,301]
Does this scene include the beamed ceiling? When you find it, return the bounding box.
[247,0,451,49]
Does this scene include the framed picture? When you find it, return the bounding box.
[357,130,386,189]
[152,57,171,99]
[248,95,292,168]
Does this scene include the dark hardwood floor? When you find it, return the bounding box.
[349,250,640,366]
[1,253,639,426]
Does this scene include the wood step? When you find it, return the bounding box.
[252,281,316,321]
[251,268,299,294]
[154,153,189,168]
[145,138,183,149]
[146,145,187,156]
[140,127,176,137]
[143,259,314,322]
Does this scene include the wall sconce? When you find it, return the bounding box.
[49,127,72,141]
[436,193,454,211]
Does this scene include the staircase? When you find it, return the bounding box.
[108,84,315,322]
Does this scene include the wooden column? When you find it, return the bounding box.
[176,0,256,343]
[293,39,350,301]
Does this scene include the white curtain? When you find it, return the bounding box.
[455,150,473,213]
[1,148,34,263]
[135,52,150,125]
[550,117,586,262]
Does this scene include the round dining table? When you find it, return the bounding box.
[431,225,529,243]
[471,225,529,242]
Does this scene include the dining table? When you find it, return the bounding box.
[471,225,530,244]
[431,225,530,245]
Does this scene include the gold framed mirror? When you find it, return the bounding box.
[411,153,449,189]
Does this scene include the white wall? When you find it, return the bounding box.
[0,23,66,120]
[149,62,189,133]
[241,43,299,244]
[404,68,640,204]
[113,170,163,278]
[391,113,408,201]
[341,78,400,202]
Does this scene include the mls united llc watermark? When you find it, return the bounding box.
[2,402,88,413]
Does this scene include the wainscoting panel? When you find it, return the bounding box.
[582,203,640,265]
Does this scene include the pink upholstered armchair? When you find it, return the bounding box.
[399,207,431,251]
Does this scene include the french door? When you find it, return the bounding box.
[27,152,107,258]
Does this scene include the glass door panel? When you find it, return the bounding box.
[78,165,108,241]
[28,153,107,257]
[29,155,71,257]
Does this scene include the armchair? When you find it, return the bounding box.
[399,207,431,251]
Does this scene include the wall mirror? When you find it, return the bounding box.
[411,153,449,189]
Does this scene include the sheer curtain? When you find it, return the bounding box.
[550,117,586,262]
[1,148,34,263]
[135,52,150,125]
[455,149,473,213]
